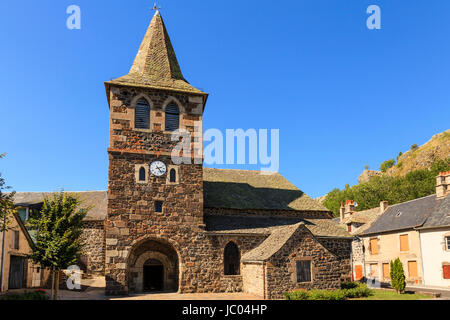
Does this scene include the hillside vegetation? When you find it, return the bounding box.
[322,130,450,217]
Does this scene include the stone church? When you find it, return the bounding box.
[13,11,352,299]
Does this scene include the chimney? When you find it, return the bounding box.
[436,171,450,198]
[345,200,355,214]
[340,202,345,223]
[380,201,389,213]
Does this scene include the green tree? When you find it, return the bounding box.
[27,192,90,300]
[323,158,449,216]
[390,258,406,293]
[380,159,396,172]
[0,153,15,232]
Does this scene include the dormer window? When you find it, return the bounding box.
[135,98,150,129]
[165,104,179,132]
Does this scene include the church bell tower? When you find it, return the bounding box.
[104,10,208,295]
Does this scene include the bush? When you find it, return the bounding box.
[341,281,358,289]
[0,290,49,300]
[390,258,406,293]
[284,283,373,300]
[411,144,418,151]
[380,159,396,172]
[284,289,309,300]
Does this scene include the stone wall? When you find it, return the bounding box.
[265,226,352,299]
[351,238,364,280]
[80,221,105,275]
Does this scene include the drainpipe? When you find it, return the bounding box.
[415,227,426,285]
[262,262,266,300]
[0,215,6,292]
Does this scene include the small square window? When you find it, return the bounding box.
[446,237,450,251]
[296,260,312,283]
[155,201,163,213]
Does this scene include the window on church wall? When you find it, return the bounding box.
[135,98,151,129]
[169,168,176,183]
[155,201,163,213]
[224,242,240,275]
[165,103,180,132]
[139,167,146,182]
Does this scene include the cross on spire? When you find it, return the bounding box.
[152,3,161,11]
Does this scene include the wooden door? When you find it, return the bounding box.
[382,263,390,280]
[355,265,363,280]
[8,256,26,289]
[408,261,418,278]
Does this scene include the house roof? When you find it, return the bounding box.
[106,11,205,95]
[203,168,329,212]
[342,207,382,235]
[241,223,302,262]
[205,215,351,238]
[420,195,450,229]
[361,194,441,235]
[13,191,107,221]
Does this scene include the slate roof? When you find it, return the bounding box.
[342,207,382,235]
[420,195,450,229]
[361,195,441,235]
[205,215,351,238]
[203,168,329,212]
[13,191,107,221]
[241,223,302,262]
[106,11,205,95]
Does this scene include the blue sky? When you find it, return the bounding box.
[1,0,449,198]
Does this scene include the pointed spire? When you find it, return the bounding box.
[110,11,204,94]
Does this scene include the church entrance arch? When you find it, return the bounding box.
[127,239,179,293]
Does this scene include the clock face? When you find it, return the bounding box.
[150,161,167,177]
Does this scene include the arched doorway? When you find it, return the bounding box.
[127,239,179,293]
[143,259,164,292]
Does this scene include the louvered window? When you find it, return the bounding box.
[135,99,150,129]
[296,260,312,282]
[165,104,180,132]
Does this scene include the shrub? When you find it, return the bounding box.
[342,284,373,298]
[410,144,418,151]
[390,258,406,293]
[0,290,49,300]
[341,281,358,289]
[380,159,396,172]
[284,283,372,300]
[284,289,309,300]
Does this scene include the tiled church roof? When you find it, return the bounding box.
[105,11,205,95]
[203,168,329,211]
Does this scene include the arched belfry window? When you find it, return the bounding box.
[165,103,180,132]
[169,168,176,183]
[135,98,150,129]
[139,167,146,182]
[224,242,240,275]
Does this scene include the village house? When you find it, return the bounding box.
[0,211,40,291]
[342,171,450,288]
[10,11,354,299]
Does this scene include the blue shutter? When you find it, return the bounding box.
[165,104,180,132]
[135,99,150,129]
